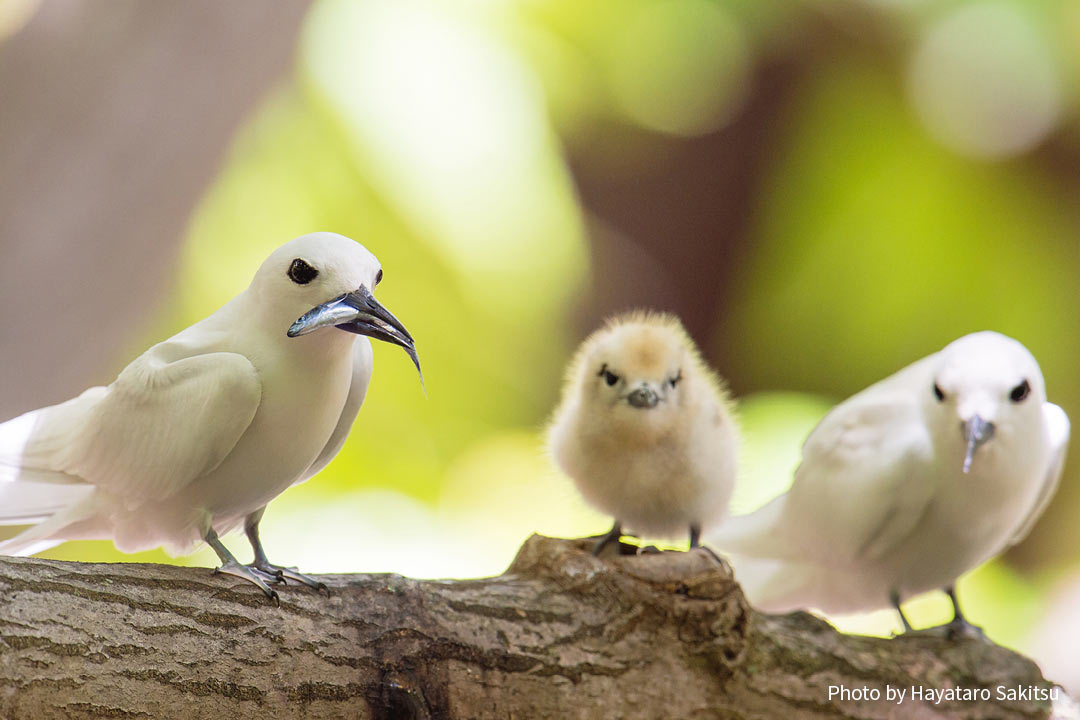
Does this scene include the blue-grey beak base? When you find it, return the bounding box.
[961,415,995,474]
[288,286,422,385]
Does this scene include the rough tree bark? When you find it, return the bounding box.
[0,535,1073,719]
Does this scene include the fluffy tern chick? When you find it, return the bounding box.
[0,232,421,600]
[711,331,1069,636]
[548,312,738,555]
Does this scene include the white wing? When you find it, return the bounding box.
[786,391,935,563]
[0,388,104,530]
[712,391,934,612]
[35,342,262,506]
[1008,402,1069,545]
[715,354,938,564]
[298,338,373,483]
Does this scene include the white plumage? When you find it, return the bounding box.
[0,232,419,598]
[711,331,1068,633]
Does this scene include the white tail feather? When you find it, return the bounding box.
[0,537,64,557]
[0,395,103,554]
[722,554,813,612]
[708,494,790,558]
[0,480,95,525]
[0,491,98,557]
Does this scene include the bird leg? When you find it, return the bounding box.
[890,590,915,634]
[689,523,703,549]
[244,510,328,593]
[592,522,623,556]
[688,523,727,567]
[941,585,985,640]
[894,587,986,639]
[205,527,279,603]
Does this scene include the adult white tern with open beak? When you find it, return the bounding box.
[0,232,421,600]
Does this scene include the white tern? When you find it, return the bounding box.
[0,232,421,600]
[710,331,1069,635]
[547,312,738,555]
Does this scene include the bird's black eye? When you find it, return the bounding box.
[288,258,319,285]
[375,268,383,286]
[933,383,945,402]
[669,370,682,388]
[1010,379,1031,403]
[598,364,619,387]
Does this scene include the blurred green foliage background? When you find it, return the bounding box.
[2,0,1080,683]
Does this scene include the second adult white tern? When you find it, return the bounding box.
[710,331,1069,635]
[0,232,421,599]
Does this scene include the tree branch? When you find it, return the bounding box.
[0,535,1071,718]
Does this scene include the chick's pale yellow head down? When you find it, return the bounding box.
[554,312,732,442]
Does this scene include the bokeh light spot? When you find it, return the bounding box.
[908,1,1062,159]
[603,0,751,137]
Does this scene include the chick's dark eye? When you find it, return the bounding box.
[1010,379,1031,403]
[597,364,619,387]
[669,370,682,388]
[933,383,945,402]
[375,269,383,286]
[288,258,318,285]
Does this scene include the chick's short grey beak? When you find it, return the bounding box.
[961,415,995,474]
[288,286,423,383]
[627,386,659,409]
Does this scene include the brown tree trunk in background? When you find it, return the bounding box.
[562,8,896,387]
[0,0,311,420]
[0,535,1071,719]
[564,54,798,379]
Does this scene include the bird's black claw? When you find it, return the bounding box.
[248,565,287,585]
[252,561,328,593]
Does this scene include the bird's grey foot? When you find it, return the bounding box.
[244,510,328,594]
[247,564,287,585]
[214,559,280,603]
[636,544,663,555]
[941,615,986,641]
[592,522,624,556]
[902,618,987,640]
[250,559,329,594]
[205,527,279,603]
[937,585,985,640]
[687,523,727,567]
[892,587,986,640]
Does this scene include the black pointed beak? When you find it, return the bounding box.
[288,286,422,384]
[961,415,995,474]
